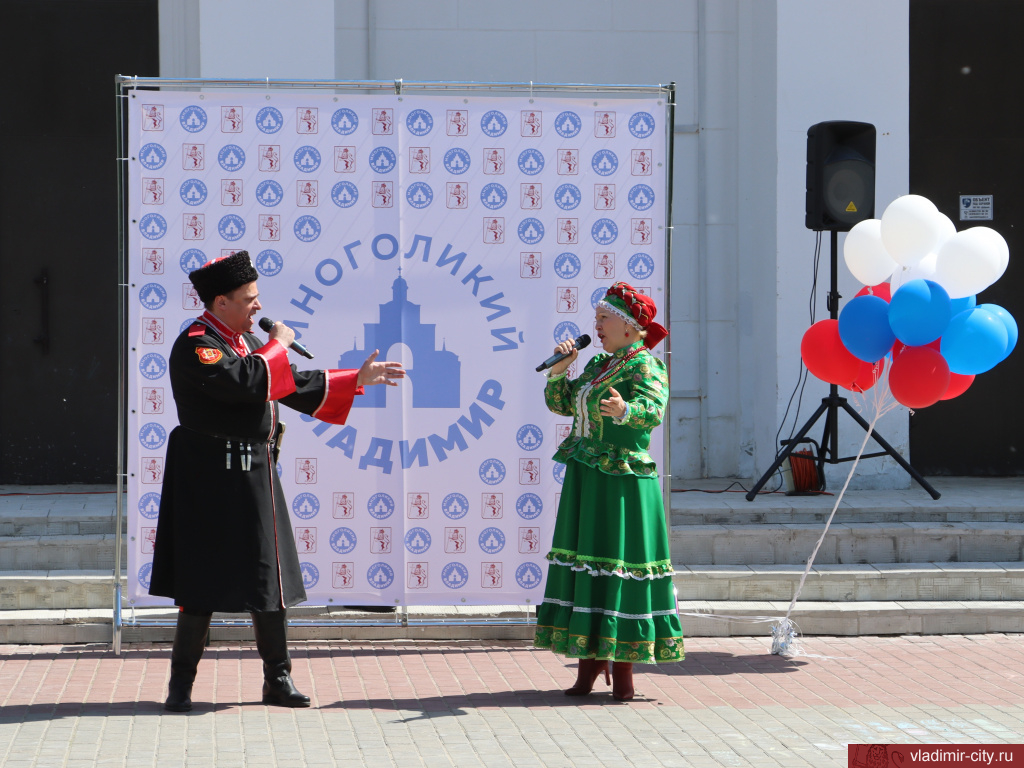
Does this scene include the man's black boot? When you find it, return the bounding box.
[164,610,211,712]
[250,609,311,708]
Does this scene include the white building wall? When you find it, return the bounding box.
[159,0,912,487]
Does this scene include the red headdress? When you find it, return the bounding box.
[599,281,668,349]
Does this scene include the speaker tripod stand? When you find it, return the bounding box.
[744,231,941,502]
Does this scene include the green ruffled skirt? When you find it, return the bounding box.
[533,459,685,664]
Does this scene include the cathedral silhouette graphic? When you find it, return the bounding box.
[338,275,461,408]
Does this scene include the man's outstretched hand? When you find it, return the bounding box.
[357,350,406,387]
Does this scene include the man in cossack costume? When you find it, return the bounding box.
[150,251,404,712]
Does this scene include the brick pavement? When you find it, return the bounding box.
[0,635,1022,767]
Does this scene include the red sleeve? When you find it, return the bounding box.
[311,369,364,425]
[253,340,297,401]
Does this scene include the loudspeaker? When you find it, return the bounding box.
[805,121,876,231]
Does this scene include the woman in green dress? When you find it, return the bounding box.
[534,282,684,701]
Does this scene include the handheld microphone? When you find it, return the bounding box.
[259,317,314,360]
[536,334,591,372]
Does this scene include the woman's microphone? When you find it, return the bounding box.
[259,317,314,359]
[536,334,591,372]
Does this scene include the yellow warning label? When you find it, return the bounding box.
[845,201,858,212]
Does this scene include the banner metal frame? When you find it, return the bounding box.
[113,76,675,654]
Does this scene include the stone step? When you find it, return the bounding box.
[0,571,121,610]
[673,563,1024,601]
[0,535,125,570]
[670,522,1024,565]
[676,600,1024,636]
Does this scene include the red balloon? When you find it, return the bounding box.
[939,372,975,401]
[855,282,892,303]
[846,358,886,393]
[801,320,860,387]
[888,346,950,408]
[892,337,941,359]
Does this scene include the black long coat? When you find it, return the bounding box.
[149,319,358,613]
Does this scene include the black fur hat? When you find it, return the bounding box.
[189,250,259,304]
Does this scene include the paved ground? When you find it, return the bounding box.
[1,634,1022,767]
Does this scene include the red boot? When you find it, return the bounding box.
[564,659,611,696]
[612,662,634,701]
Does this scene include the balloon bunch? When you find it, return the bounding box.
[801,195,1017,409]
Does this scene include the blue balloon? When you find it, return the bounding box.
[839,295,896,363]
[978,303,1018,362]
[888,279,952,346]
[940,308,1009,374]
[949,294,977,316]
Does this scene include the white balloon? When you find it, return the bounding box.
[934,212,957,246]
[880,194,941,267]
[933,226,1006,299]
[890,252,937,293]
[843,219,898,286]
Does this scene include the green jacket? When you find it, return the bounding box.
[544,340,668,477]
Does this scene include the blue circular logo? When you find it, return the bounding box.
[590,287,606,308]
[367,492,395,520]
[300,562,319,589]
[139,213,167,240]
[255,179,284,207]
[138,562,153,590]
[629,111,656,138]
[405,527,432,554]
[441,493,469,520]
[331,108,358,135]
[179,106,207,133]
[368,146,397,174]
[554,321,581,344]
[628,184,655,211]
[553,252,581,279]
[441,562,470,590]
[292,492,320,520]
[516,493,543,520]
[405,182,433,209]
[330,527,357,554]
[406,109,434,136]
[139,422,167,450]
[479,459,506,485]
[293,146,321,173]
[217,145,245,172]
[332,181,359,208]
[139,352,167,380]
[480,110,508,137]
[516,425,543,451]
[367,562,395,589]
[554,183,581,211]
[553,462,566,485]
[478,527,506,554]
[591,218,618,245]
[443,148,471,175]
[518,218,544,245]
[138,492,161,519]
[218,214,245,241]
[554,111,582,138]
[294,215,321,242]
[256,106,284,134]
[480,183,507,210]
[628,253,655,280]
[139,143,167,170]
[516,562,543,589]
[179,179,207,206]
[256,249,283,277]
[518,149,544,175]
[178,249,205,274]
[138,283,167,311]
[180,319,196,334]
[592,149,619,176]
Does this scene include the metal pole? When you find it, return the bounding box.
[662,82,677,517]
[113,76,129,655]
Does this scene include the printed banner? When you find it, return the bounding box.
[126,89,668,607]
